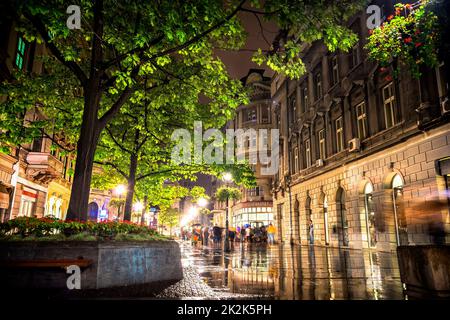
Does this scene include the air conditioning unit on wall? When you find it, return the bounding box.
[316,159,324,167]
[441,97,450,115]
[348,138,361,152]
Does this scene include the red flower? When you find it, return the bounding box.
[368,29,373,35]
[395,8,402,15]
[405,4,412,9]
[415,42,423,48]
[415,29,421,35]
[387,15,394,21]
[404,37,413,43]
[379,67,388,72]
[385,75,393,82]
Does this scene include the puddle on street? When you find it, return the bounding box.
[180,242,405,300]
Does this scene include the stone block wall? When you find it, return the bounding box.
[273,123,450,251]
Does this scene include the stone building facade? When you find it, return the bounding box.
[220,69,276,229]
[271,4,450,251]
[0,18,114,221]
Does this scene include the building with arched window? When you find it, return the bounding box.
[213,69,276,229]
[271,2,450,250]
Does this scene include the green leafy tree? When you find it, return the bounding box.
[215,186,241,202]
[158,207,180,236]
[366,1,440,78]
[1,0,364,221]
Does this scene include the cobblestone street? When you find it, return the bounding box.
[157,241,406,300]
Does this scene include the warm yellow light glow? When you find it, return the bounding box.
[115,184,126,195]
[197,197,208,207]
[133,201,144,211]
[180,206,198,227]
[222,172,233,182]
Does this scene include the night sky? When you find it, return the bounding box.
[215,11,277,80]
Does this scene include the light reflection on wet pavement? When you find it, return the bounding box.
[180,241,406,300]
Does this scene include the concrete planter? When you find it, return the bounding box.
[397,245,450,299]
[0,240,183,291]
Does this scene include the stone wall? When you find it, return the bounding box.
[0,241,183,290]
[274,123,450,251]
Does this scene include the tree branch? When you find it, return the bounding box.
[94,160,129,180]
[97,87,134,129]
[39,129,75,153]
[22,10,88,85]
[147,0,247,61]
[105,126,133,154]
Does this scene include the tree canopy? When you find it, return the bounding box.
[0,0,366,220]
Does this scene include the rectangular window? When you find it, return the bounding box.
[261,106,270,123]
[383,83,396,128]
[335,117,344,153]
[315,72,323,100]
[351,43,361,68]
[247,109,257,122]
[289,96,296,125]
[305,139,311,168]
[68,160,74,182]
[301,85,308,113]
[31,136,43,152]
[294,147,299,173]
[250,134,257,148]
[19,198,34,217]
[331,56,339,85]
[15,36,26,70]
[318,129,326,160]
[356,102,368,139]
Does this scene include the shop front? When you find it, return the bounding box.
[45,180,71,220]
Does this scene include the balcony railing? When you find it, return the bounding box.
[26,152,64,184]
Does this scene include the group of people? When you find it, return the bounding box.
[180,223,278,246]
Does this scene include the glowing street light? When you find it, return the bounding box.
[115,184,126,195]
[197,197,208,207]
[133,201,144,211]
[114,184,126,221]
[222,172,233,182]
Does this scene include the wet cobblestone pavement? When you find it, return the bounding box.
[160,241,406,300]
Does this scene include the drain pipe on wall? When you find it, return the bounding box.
[286,78,294,245]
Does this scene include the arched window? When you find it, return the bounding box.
[294,199,300,241]
[322,193,330,245]
[305,196,313,244]
[364,182,376,247]
[391,174,407,246]
[336,188,349,246]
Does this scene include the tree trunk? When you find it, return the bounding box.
[66,86,101,221]
[123,152,138,222]
[140,195,148,225]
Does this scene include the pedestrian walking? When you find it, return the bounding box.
[203,226,209,246]
[213,224,221,245]
[267,223,276,245]
[245,226,251,243]
[308,219,314,245]
[240,225,245,242]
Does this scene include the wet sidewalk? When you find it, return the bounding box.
[160,241,406,300]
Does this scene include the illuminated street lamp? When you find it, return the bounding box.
[114,184,126,221]
[222,172,232,252]
[133,201,144,224]
[197,197,208,208]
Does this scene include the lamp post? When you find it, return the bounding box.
[222,172,233,252]
[115,184,126,221]
[133,201,143,224]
